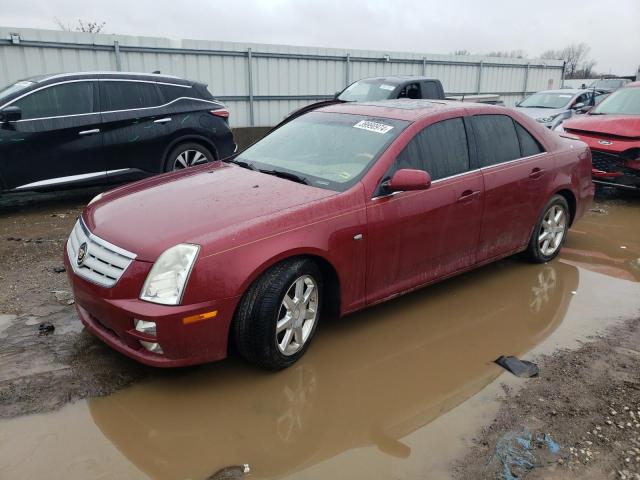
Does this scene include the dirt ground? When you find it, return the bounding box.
[455,318,640,480]
[0,186,639,480]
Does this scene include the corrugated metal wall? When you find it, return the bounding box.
[0,26,564,127]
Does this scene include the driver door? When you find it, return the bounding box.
[365,116,484,305]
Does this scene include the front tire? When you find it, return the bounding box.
[525,195,570,263]
[233,258,323,370]
[164,142,215,172]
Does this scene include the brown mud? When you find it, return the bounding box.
[0,187,638,480]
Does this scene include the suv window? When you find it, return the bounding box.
[395,117,470,180]
[100,81,161,111]
[471,114,521,167]
[14,81,95,120]
[421,81,441,99]
[514,122,544,157]
[158,84,192,103]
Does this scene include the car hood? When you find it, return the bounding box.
[84,163,337,261]
[516,107,565,120]
[563,114,640,139]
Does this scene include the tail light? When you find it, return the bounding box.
[209,108,229,119]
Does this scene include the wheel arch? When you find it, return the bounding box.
[554,188,577,226]
[162,134,219,170]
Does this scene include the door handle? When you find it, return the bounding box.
[154,117,172,124]
[79,129,100,136]
[529,168,545,179]
[457,190,480,203]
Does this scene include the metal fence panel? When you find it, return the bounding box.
[0,26,564,127]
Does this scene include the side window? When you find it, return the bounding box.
[158,84,192,103]
[398,83,421,99]
[395,117,470,180]
[471,114,521,167]
[514,122,544,157]
[421,81,441,99]
[100,81,161,111]
[14,82,95,120]
[575,93,590,105]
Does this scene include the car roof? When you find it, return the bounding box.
[21,71,192,86]
[534,89,583,95]
[319,99,497,122]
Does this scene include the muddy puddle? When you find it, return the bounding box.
[0,195,639,480]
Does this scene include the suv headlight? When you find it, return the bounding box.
[140,244,200,305]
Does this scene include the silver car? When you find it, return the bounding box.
[515,89,602,129]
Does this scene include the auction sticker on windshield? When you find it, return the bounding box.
[379,84,395,91]
[353,120,394,134]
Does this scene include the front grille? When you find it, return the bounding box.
[591,150,640,181]
[67,219,136,287]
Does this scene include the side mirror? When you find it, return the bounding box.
[386,169,431,193]
[571,102,585,110]
[0,106,22,123]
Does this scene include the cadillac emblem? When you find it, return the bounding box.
[77,242,88,266]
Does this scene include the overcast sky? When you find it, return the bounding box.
[2,0,639,75]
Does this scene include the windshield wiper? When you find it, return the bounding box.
[225,158,255,170]
[522,105,555,109]
[259,169,309,185]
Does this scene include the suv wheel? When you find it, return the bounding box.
[165,142,215,172]
[525,194,570,263]
[233,258,323,370]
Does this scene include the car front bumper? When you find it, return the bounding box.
[65,252,241,367]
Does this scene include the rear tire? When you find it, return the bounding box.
[525,195,570,263]
[164,142,215,172]
[233,258,323,370]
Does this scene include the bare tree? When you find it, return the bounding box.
[541,43,593,78]
[54,18,106,33]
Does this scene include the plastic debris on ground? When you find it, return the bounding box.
[495,355,539,378]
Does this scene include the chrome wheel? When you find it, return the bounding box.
[538,204,567,257]
[172,149,209,170]
[276,275,319,356]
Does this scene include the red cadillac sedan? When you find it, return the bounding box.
[65,100,594,369]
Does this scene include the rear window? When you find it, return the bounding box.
[158,84,192,103]
[100,81,161,111]
[472,115,521,167]
[514,122,544,157]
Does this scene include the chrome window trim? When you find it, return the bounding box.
[14,169,129,190]
[1,79,207,120]
[371,151,549,200]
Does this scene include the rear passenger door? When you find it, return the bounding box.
[365,116,484,304]
[99,80,170,177]
[471,114,554,261]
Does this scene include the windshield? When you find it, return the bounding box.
[518,92,573,109]
[590,79,627,90]
[237,112,409,191]
[0,80,35,104]
[338,80,398,102]
[591,87,640,115]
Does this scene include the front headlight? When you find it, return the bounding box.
[536,114,558,123]
[140,244,200,305]
[553,124,565,133]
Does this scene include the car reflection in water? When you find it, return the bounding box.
[88,260,579,480]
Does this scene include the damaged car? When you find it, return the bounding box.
[516,88,603,129]
[557,81,640,191]
[65,100,593,369]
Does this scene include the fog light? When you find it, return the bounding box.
[134,319,157,336]
[139,340,164,354]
